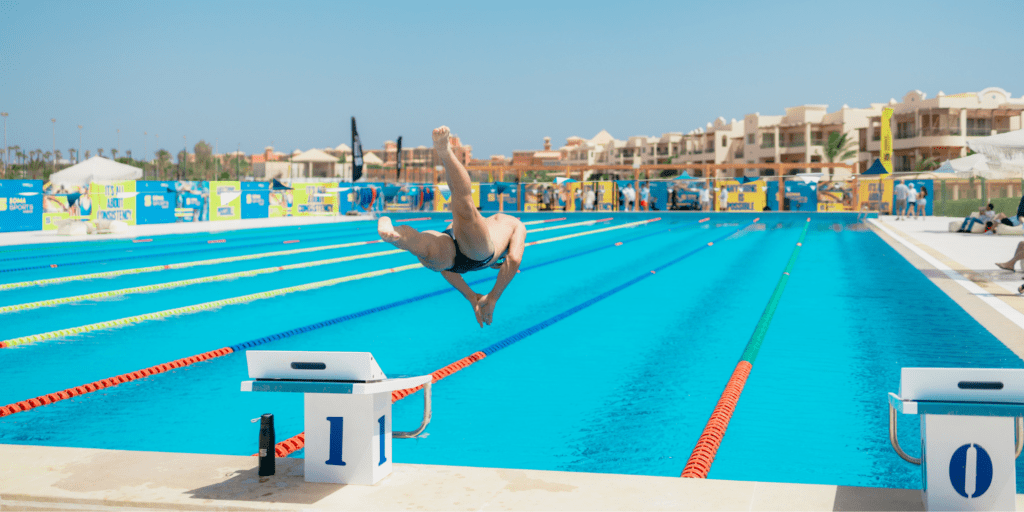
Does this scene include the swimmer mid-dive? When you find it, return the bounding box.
[378,126,527,327]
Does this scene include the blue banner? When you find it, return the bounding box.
[241,181,270,219]
[0,180,43,232]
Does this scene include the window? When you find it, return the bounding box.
[761,134,775,148]
[747,134,755,144]
[722,135,728,147]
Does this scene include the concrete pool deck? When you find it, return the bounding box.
[0,444,937,511]
[4,213,1024,510]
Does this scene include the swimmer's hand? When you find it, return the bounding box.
[472,293,495,328]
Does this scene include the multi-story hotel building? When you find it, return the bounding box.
[861,87,1024,172]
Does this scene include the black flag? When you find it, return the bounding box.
[351,117,363,182]
[396,136,403,181]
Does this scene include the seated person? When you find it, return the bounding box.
[986,213,1020,232]
[958,205,995,233]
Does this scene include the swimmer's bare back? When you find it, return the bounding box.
[377,126,527,327]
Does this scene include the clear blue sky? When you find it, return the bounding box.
[2,0,1021,160]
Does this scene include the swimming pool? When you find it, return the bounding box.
[1,212,1021,491]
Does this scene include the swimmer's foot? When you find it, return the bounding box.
[378,216,401,244]
[432,126,451,154]
[996,262,1016,271]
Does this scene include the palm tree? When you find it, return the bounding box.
[97,148,104,158]
[155,149,171,180]
[68,148,76,164]
[824,132,858,178]
[54,149,63,170]
[111,148,118,161]
[84,150,91,160]
[913,157,939,173]
[125,149,132,162]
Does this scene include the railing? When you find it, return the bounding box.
[782,140,806,148]
[760,142,775,149]
[895,130,916,139]
[920,127,961,137]
[967,128,992,136]
[811,140,824,146]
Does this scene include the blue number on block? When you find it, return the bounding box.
[380,413,387,466]
[325,417,346,466]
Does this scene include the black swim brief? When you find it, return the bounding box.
[442,228,507,274]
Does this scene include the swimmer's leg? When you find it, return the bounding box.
[433,126,493,260]
[378,216,448,267]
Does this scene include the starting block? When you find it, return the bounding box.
[241,351,433,485]
[889,368,1024,511]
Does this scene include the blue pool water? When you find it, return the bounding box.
[1,212,1021,491]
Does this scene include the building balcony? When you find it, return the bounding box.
[782,140,806,148]
[967,128,992,136]
[920,127,961,137]
[760,142,775,149]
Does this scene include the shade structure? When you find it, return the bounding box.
[673,172,695,180]
[934,153,989,174]
[47,156,143,186]
[861,159,888,175]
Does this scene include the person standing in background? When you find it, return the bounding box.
[718,184,729,212]
[699,184,711,212]
[917,186,928,219]
[906,183,918,220]
[893,180,909,220]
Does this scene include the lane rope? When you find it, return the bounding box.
[521,217,566,226]
[0,239,385,292]
[0,249,404,314]
[680,218,811,479]
[0,218,683,416]
[266,218,757,457]
[0,263,424,348]
[1,217,665,348]
[525,217,613,233]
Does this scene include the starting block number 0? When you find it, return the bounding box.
[324,415,388,467]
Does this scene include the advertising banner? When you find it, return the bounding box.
[881,108,894,174]
[89,180,137,225]
[209,181,242,222]
[479,183,499,211]
[892,179,933,216]
[0,180,43,232]
[241,181,270,219]
[135,181,176,225]
[720,179,768,212]
[292,182,337,216]
[173,181,209,222]
[42,182,90,230]
[857,178,894,213]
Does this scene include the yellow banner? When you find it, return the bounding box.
[719,179,767,212]
[856,178,893,213]
[881,108,893,174]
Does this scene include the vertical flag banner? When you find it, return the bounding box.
[396,136,403,181]
[881,107,893,174]
[352,117,364,182]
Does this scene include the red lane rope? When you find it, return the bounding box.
[262,351,489,457]
[680,361,752,478]
[0,347,234,418]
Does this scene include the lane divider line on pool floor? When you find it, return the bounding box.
[0,239,386,292]
[0,218,683,417]
[264,217,754,457]
[680,218,811,479]
[0,218,663,348]
[0,249,405,314]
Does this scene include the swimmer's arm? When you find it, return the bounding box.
[485,222,526,302]
[441,271,479,302]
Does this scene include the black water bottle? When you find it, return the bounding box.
[258,413,275,476]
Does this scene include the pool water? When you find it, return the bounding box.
[1,212,1021,491]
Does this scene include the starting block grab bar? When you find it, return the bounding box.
[889,393,1024,465]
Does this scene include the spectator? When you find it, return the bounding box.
[906,184,918,220]
[542,187,551,211]
[585,187,596,211]
[995,195,1024,294]
[893,180,909,220]
[623,184,636,212]
[917,186,928,218]
[699,184,711,212]
[639,183,651,211]
[718,184,729,212]
[958,205,995,233]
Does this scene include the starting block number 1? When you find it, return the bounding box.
[325,416,387,467]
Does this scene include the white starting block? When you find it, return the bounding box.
[889,368,1024,511]
[241,351,433,485]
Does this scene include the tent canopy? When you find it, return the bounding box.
[47,156,143,186]
[291,148,338,163]
[673,171,695,180]
[935,153,989,174]
[862,159,889,175]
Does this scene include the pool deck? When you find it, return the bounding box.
[4,213,1024,510]
[1,444,937,511]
